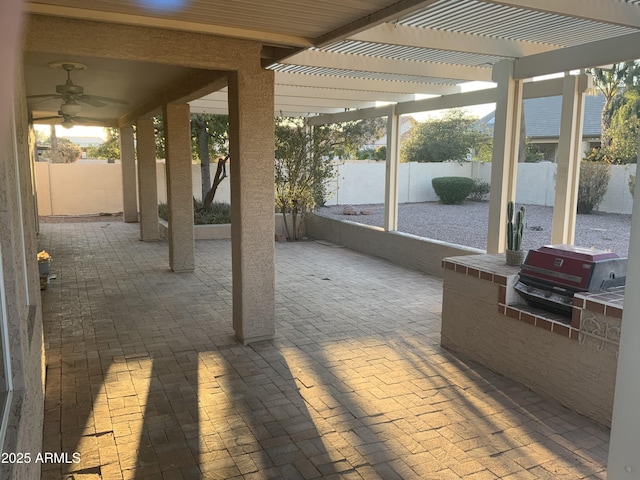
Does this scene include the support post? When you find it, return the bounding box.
[486,60,523,253]
[607,139,640,478]
[228,67,275,344]
[136,117,159,241]
[119,124,138,223]
[551,72,589,245]
[384,106,399,232]
[163,103,194,272]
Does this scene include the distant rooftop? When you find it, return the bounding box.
[57,136,105,148]
[479,93,605,139]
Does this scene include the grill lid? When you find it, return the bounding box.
[514,244,627,316]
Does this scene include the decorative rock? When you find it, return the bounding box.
[343,205,358,215]
[360,210,373,215]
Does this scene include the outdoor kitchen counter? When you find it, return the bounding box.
[440,253,622,427]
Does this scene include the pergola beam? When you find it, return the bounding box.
[514,31,640,80]
[275,71,461,95]
[485,0,640,29]
[351,23,554,58]
[314,0,442,47]
[284,50,493,82]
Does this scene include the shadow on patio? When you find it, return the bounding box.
[39,220,609,479]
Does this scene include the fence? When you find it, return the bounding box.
[34,160,637,216]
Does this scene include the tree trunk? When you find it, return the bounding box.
[601,100,613,148]
[50,124,58,163]
[193,117,211,200]
[518,103,526,162]
[200,155,229,211]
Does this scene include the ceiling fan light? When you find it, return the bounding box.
[60,101,81,116]
[61,120,74,129]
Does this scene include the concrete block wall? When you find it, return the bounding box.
[33,160,637,216]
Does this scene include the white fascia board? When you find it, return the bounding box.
[274,96,377,109]
[351,23,555,58]
[274,71,461,95]
[275,85,416,103]
[283,50,493,82]
[190,98,349,116]
[195,89,378,110]
[514,32,640,80]
[488,0,640,29]
[396,88,497,115]
[306,105,394,126]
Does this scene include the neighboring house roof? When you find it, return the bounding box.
[58,136,105,148]
[369,116,416,147]
[478,93,605,140]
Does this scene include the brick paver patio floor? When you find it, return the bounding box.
[39,221,609,479]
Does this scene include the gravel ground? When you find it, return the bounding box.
[316,202,632,256]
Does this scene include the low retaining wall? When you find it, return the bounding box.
[306,214,483,278]
[158,214,302,241]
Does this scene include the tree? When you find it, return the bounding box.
[51,137,82,163]
[401,109,490,163]
[275,116,384,240]
[190,114,228,203]
[86,127,121,161]
[607,90,640,164]
[589,62,640,148]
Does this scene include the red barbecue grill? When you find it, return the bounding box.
[514,244,627,315]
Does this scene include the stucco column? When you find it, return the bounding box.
[163,103,194,272]
[228,67,275,344]
[551,73,589,245]
[607,140,640,478]
[384,106,399,232]
[136,117,159,241]
[486,60,523,253]
[119,124,138,223]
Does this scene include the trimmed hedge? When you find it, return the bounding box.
[431,176,474,204]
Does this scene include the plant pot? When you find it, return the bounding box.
[505,249,525,266]
[38,260,50,276]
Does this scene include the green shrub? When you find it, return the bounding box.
[158,200,231,225]
[468,178,490,201]
[431,176,474,204]
[577,162,610,214]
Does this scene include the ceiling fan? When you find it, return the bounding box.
[32,111,105,129]
[28,61,129,109]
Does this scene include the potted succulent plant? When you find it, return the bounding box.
[506,201,525,266]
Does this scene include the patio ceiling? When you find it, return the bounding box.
[24,0,640,124]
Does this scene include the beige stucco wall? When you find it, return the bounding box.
[306,214,482,278]
[441,269,617,426]
[35,162,124,216]
[33,161,233,216]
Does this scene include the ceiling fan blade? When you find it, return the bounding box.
[76,96,107,108]
[82,95,129,105]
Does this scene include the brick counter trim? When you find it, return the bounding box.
[443,258,578,341]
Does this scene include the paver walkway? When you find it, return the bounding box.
[39,221,609,479]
